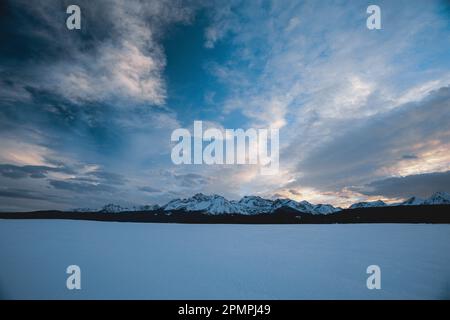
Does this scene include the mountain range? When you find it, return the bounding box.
[89,191,450,215]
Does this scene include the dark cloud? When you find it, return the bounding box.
[49,179,116,193]
[0,162,126,188]
[0,160,127,208]
[291,86,450,192]
[90,170,126,185]
[174,173,210,187]
[0,0,191,164]
[0,188,48,201]
[46,168,126,193]
[401,154,418,160]
[0,86,128,166]
[138,186,161,193]
[0,164,74,179]
[354,171,450,198]
[0,0,197,211]
[289,189,302,196]
[0,0,197,107]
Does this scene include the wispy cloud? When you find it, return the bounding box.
[354,171,450,198]
[0,0,449,210]
[288,86,450,192]
[203,0,450,202]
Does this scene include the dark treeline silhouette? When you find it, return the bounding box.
[0,205,449,223]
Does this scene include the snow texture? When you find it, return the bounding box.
[0,220,449,299]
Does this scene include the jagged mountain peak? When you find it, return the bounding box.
[90,191,450,216]
[401,196,425,206]
[159,193,342,215]
[400,191,450,206]
[426,191,450,204]
[99,203,129,213]
[349,200,386,209]
[192,193,223,200]
[163,193,241,214]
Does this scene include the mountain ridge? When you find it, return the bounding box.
[79,191,450,215]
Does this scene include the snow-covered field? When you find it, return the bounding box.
[0,220,449,299]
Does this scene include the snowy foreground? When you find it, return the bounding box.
[0,220,449,299]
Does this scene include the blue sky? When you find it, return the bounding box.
[0,0,449,211]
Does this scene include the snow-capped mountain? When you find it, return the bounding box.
[272,199,313,213]
[99,204,130,213]
[423,191,450,205]
[162,192,450,215]
[162,193,340,215]
[272,199,341,214]
[349,200,386,209]
[71,207,98,213]
[95,204,161,213]
[399,192,450,206]
[85,191,450,216]
[134,204,160,211]
[163,194,242,215]
[313,203,343,214]
[400,196,425,206]
[237,196,275,214]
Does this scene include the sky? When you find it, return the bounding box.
[0,0,449,211]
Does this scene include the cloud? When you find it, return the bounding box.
[49,40,167,105]
[0,188,49,201]
[45,165,128,194]
[49,179,116,193]
[90,170,126,185]
[138,186,161,193]
[401,154,418,160]
[0,0,198,106]
[207,0,450,145]
[0,1,190,212]
[1,0,449,210]
[174,173,211,188]
[0,163,74,179]
[355,171,450,199]
[0,159,130,206]
[288,189,302,196]
[290,86,450,191]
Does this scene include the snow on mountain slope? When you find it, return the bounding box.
[313,204,342,214]
[99,204,130,213]
[423,191,450,205]
[71,207,98,213]
[349,200,387,209]
[272,199,308,212]
[163,194,242,215]
[400,192,450,206]
[273,199,313,213]
[87,191,450,216]
[163,194,274,215]
[97,204,160,213]
[135,204,160,211]
[162,194,341,215]
[237,196,274,214]
[400,196,425,206]
[272,199,340,215]
[2,221,450,299]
